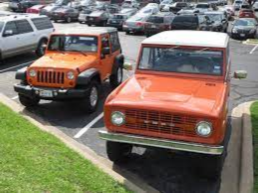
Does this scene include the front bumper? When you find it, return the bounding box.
[99,130,224,155]
[231,32,255,39]
[14,84,89,100]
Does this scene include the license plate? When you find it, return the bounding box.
[240,34,245,37]
[151,25,157,28]
[112,21,117,23]
[39,90,53,97]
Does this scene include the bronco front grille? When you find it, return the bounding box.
[124,109,198,137]
[37,71,65,84]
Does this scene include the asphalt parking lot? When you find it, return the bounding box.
[0,19,258,192]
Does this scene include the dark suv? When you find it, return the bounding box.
[171,15,200,30]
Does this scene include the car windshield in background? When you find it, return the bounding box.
[49,35,98,52]
[0,22,4,33]
[113,15,126,19]
[140,8,152,14]
[196,4,209,8]
[235,19,256,26]
[138,47,223,76]
[235,1,242,3]
[129,15,144,21]
[206,14,222,21]
[173,16,197,24]
[147,16,164,23]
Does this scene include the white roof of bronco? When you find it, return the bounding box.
[54,27,117,36]
[142,31,229,48]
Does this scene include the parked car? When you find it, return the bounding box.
[231,18,257,39]
[145,12,174,37]
[123,14,150,34]
[0,15,53,61]
[9,0,41,12]
[138,6,159,15]
[40,0,72,17]
[222,5,235,18]
[99,30,247,179]
[194,3,216,14]
[121,0,140,8]
[51,6,79,23]
[107,13,130,30]
[177,8,199,15]
[169,2,188,13]
[26,4,46,14]
[160,0,173,11]
[239,9,256,19]
[119,7,138,15]
[86,10,111,26]
[105,4,121,14]
[204,11,228,32]
[233,0,243,11]
[78,8,94,24]
[253,2,258,11]
[14,27,124,112]
[171,14,200,30]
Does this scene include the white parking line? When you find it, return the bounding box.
[250,45,258,54]
[74,112,104,139]
[11,96,18,100]
[0,61,33,73]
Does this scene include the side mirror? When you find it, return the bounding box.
[124,63,133,71]
[234,70,247,79]
[102,47,110,55]
[4,30,13,36]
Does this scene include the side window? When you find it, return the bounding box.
[101,36,110,57]
[110,32,120,53]
[31,17,53,30]
[3,21,18,37]
[15,20,33,34]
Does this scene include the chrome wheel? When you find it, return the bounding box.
[90,86,98,108]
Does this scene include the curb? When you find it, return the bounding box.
[232,102,254,193]
[0,94,160,193]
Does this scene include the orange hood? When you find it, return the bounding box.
[30,53,98,72]
[107,74,227,118]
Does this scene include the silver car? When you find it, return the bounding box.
[123,14,150,34]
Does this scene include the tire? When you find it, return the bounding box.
[19,94,39,107]
[110,66,123,89]
[125,31,129,35]
[106,141,133,164]
[84,81,100,113]
[36,39,48,57]
[66,17,72,23]
[88,24,91,26]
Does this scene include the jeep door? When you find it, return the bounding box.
[100,35,113,80]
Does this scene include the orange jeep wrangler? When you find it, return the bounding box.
[99,31,247,178]
[14,27,124,112]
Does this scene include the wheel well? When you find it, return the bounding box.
[92,74,101,84]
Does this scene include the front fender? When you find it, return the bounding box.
[77,68,100,85]
[15,67,28,81]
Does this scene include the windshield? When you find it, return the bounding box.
[139,8,152,14]
[138,47,223,76]
[0,22,4,33]
[48,35,98,52]
[173,16,198,24]
[129,15,144,21]
[235,1,242,3]
[196,4,209,8]
[206,14,222,21]
[235,19,256,26]
[113,14,126,19]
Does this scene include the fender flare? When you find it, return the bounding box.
[77,68,101,86]
[15,67,28,81]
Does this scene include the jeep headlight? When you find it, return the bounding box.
[29,69,36,77]
[67,71,75,80]
[111,111,125,126]
[196,121,212,137]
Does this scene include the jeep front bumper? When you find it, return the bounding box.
[99,130,224,155]
[14,84,89,100]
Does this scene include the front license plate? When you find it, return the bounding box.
[240,34,245,37]
[39,90,53,97]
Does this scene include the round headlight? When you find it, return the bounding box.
[67,71,75,80]
[111,111,125,126]
[196,121,212,137]
[29,69,36,77]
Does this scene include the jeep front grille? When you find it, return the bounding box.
[37,71,65,84]
[124,109,198,137]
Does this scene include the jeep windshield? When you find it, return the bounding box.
[48,35,98,53]
[138,47,223,76]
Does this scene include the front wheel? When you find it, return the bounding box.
[19,94,40,107]
[106,141,133,164]
[110,66,123,89]
[84,81,100,113]
[66,17,72,23]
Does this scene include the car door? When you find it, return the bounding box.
[100,35,113,80]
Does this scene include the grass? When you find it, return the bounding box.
[251,102,258,193]
[0,103,131,193]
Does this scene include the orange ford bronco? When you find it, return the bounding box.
[99,31,247,178]
[14,27,124,112]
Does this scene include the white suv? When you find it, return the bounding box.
[0,14,54,61]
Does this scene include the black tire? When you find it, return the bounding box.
[84,81,100,113]
[19,94,39,107]
[125,31,129,35]
[110,66,123,89]
[66,17,72,23]
[36,39,48,57]
[88,23,92,26]
[106,141,133,164]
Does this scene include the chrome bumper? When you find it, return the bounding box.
[99,130,224,155]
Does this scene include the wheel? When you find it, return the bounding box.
[88,23,91,26]
[84,81,100,113]
[106,141,133,164]
[19,94,39,107]
[66,17,72,23]
[54,20,58,23]
[110,66,123,89]
[125,31,129,35]
[36,39,48,57]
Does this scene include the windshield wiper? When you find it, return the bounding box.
[69,49,87,56]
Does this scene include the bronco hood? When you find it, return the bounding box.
[30,53,98,72]
[107,74,226,117]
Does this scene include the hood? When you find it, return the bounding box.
[108,74,226,117]
[30,53,98,72]
[234,25,255,30]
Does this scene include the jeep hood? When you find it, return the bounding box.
[108,74,226,117]
[30,53,98,72]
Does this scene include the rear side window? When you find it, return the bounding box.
[173,16,198,24]
[110,32,120,53]
[147,16,164,23]
[3,21,18,36]
[31,17,53,30]
[15,20,33,34]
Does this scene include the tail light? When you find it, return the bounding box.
[136,22,144,26]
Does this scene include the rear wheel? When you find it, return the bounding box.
[19,94,40,107]
[84,81,100,113]
[106,141,133,164]
[66,17,72,23]
[110,66,123,89]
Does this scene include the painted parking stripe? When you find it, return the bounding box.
[74,112,104,139]
[11,96,18,100]
[250,45,258,54]
[0,61,33,73]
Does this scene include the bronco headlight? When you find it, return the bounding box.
[196,121,212,137]
[111,111,125,126]
[67,71,75,80]
[29,69,36,77]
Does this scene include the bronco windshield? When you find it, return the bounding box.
[48,35,98,52]
[138,47,223,76]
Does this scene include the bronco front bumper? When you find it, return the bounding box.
[99,130,224,155]
[14,84,89,100]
